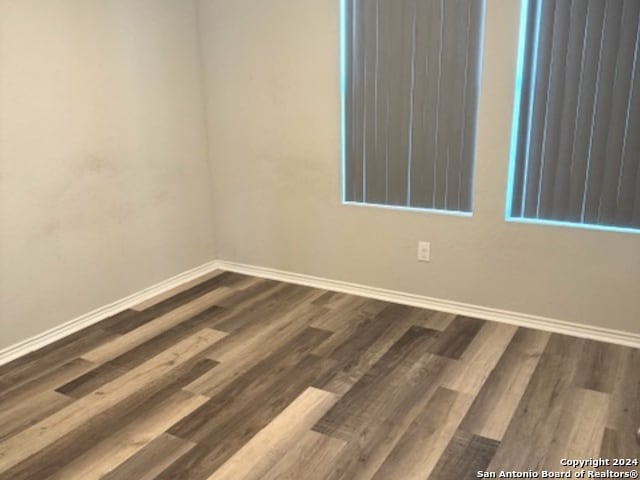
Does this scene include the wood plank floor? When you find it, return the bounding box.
[0,271,638,479]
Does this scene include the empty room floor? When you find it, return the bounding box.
[0,271,638,479]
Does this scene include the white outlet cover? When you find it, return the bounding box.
[418,241,430,262]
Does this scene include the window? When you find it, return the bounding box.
[342,0,485,213]
[507,0,640,232]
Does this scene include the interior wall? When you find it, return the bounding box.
[0,0,215,349]
[198,0,640,334]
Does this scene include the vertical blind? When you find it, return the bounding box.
[510,0,640,229]
[343,0,485,212]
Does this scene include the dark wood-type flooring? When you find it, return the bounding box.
[0,271,638,479]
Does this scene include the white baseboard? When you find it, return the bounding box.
[0,261,220,367]
[2,257,639,367]
[216,260,640,349]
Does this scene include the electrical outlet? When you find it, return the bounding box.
[417,241,430,262]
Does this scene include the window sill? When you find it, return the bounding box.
[342,201,473,218]
[505,216,640,235]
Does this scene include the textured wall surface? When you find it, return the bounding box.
[198,0,640,334]
[0,0,215,348]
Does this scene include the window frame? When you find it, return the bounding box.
[505,0,640,235]
[340,0,486,218]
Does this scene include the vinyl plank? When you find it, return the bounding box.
[310,296,388,334]
[102,305,223,338]
[311,291,357,309]
[183,327,331,410]
[99,309,156,335]
[50,390,209,480]
[108,305,226,371]
[409,309,456,332]
[313,306,450,395]
[440,322,519,395]
[606,346,640,435]
[100,433,196,480]
[101,273,246,337]
[208,302,327,365]
[0,328,226,473]
[159,354,337,480]
[55,362,128,399]
[0,358,95,411]
[0,357,218,480]
[152,443,220,480]
[211,283,326,333]
[369,388,474,480]
[173,329,333,443]
[261,431,346,480]
[187,304,328,396]
[317,302,452,336]
[56,308,225,397]
[81,289,232,364]
[1,274,638,480]
[458,328,550,440]
[132,271,250,315]
[314,303,424,361]
[132,270,225,310]
[428,430,500,480]
[207,387,338,480]
[0,391,73,443]
[324,379,467,480]
[0,328,118,393]
[541,387,609,473]
[313,326,444,441]
[572,339,624,394]
[487,334,586,472]
[313,318,415,395]
[103,305,224,337]
[600,428,640,473]
[219,273,264,290]
[426,315,485,359]
[212,278,282,309]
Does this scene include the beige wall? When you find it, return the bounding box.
[199,0,640,333]
[0,0,215,348]
[2,0,638,351]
